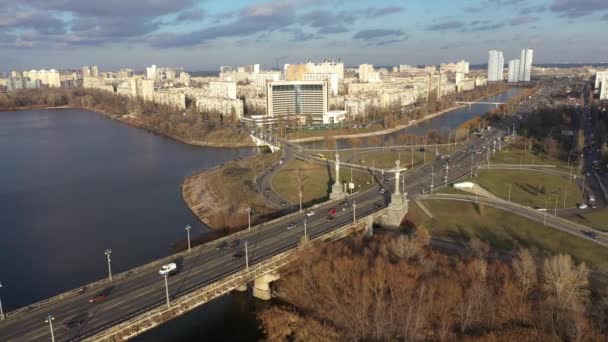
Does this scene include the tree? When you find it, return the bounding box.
[512,248,537,306]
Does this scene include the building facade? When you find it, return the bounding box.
[518,49,534,82]
[507,59,520,83]
[601,75,608,101]
[265,80,329,120]
[487,50,504,82]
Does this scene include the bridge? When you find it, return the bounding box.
[456,101,506,108]
[2,113,603,341]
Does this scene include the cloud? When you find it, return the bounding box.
[470,21,506,31]
[353,29,403,40]
[510,15,539,26]
[426,20,465,31]
[365,6,404,18]
[281,28,316,41]
[21,0,197,17]
[550,0,608,18]
[603,14,608,21]
[375,36,408,46]
[318,25,349,34]
[176,9,206,22]
[519,5,546,15]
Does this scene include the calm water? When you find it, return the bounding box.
[0,109,262,340]
[306,88,522,149]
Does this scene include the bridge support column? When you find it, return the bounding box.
[364,215,374,238]
[253,273,280,300]
[235,284,247,292]
[330,153,345,199]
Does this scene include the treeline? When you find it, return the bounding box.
[260,230,607,341]
[0,88,251,145]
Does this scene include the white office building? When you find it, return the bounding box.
[507,59,520,83]
[518,49,534,82]
[266,80,328,120]
[601,75,608,101]
[595,71,608,89]
[487,50,504,82]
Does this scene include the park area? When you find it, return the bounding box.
[406,199,608,270]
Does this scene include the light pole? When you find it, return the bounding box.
[104,249,113,281]
[304,218,307,239]
[245,241,249,271]
[299,191,303,213]
[352,201,357,225]
[508,184,512,202]
[162,273,170,309]
[185,225,191,253]
[246,207,251,231]
[563,189,567,209]
[0,282,4,321]
[554,194,558,216]
[45,314,55,342]
[430,164,434,193]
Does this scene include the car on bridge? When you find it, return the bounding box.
[328,208,337,215]
[63,312,89,330]
[159,263,177,276]
[232,251,245,259]
[306,210,315,216]
[89,286,114,303]
[286,223,297,230]
[583,231,599,239]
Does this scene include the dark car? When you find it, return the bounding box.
[216,241,228,250]
[232,251,245,259]
[89,286,114,303]
[375,203,383,209]
[326,215,335,221]
[227,239,240,248]
[583,231,599,239]
[63,312,89,330]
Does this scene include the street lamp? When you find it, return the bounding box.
[0,282,4,320]
[544,198,548,226]
[104,249,113,281]
[352,200,357,225]
[45,314,55,342]
[162,273,170,309]
[508,184,512,202]
[245,241,249,271]
[304,218,308,239]
[185,225,192,253]
[299,191,303,213]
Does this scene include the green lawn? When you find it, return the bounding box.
[565,209,608,232]
[406,200,608,270]
[471,170,584,208]
[492,143,580,174]
[327,145,459,170]
[272,159,374,206]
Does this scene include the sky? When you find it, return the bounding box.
[0,0,607,71]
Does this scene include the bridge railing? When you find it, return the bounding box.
[83,219,371,342]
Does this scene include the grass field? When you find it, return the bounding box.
[470,169,584,208]
[492,143,579,174]
[406,199,608,270]
[565,209,608,232]
[272,159,374,206]
[324,145,459,170]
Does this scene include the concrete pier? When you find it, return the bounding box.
[234,284,247,292]
[253,273,280,300]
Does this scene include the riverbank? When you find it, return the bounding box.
[1,105,257,148]
[289,88,511,144]
[181,153,280,230]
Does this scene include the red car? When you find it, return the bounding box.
[89,286,113,303]
[327,208,337,215]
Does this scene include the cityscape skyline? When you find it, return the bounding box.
[0,0,607,71]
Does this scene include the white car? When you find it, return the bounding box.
[286,223,297,230]
[306,210,315,217]
[578,203,588,210]
[159,263,177,275]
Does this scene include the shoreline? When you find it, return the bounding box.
[1,105,258,149]
[289,88,510,143]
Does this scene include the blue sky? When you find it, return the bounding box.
[0,0,607,71]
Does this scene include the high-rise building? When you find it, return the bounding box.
[358,64,375,83]
[146,64,157,80]
[487,50,504,82]
[601,75,608,101]
[595,71,608,89]
[91,65,99,78]
[518,49,533,82]
[507,59,520,83]
[266,80,328,120]
[82,66,91,78]
[209,81,237,99]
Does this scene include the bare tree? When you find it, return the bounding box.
[513,248,538,305]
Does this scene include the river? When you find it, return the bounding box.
[304,88,522,149]
[0,109,262,340]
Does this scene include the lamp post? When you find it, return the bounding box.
[352,200,357,225]
[508,184,512,202]
[185,225,191,253]
[245,241,249,271]
[554,194,558,216]
[104,249,113,281]
[162,273,170,309]
[246,207,251,231]
[304,218,307,239]
[45,314,55,342]
[544,198,548,226]
[0,282,4,320]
